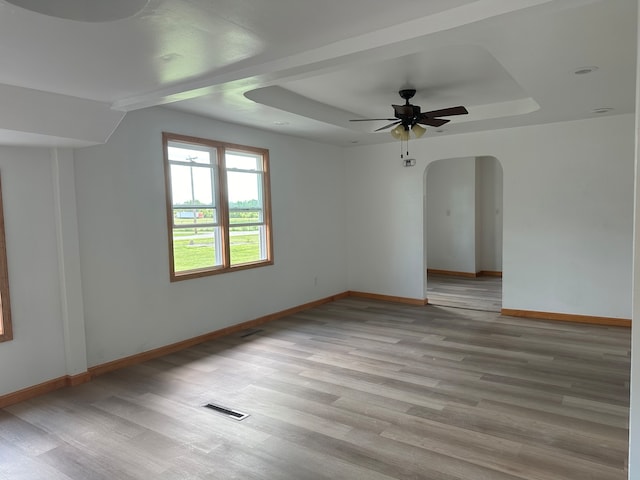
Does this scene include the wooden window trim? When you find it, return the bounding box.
[163,132,273,281]
[0,175,12,342]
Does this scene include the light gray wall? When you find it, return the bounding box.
[426,157,477,273]
[346,114,634,318]
[425,156,503,274]
[0,147,68,395]
[74,107,348,367]
[626,2,639,476]
[477,156,503,272]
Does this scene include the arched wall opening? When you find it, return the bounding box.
[423,156,504,311]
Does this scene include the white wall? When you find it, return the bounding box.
[626,2,639,476]
[477,156,503,272]
[426,157,477,273]
[0,147,68,396]
[475,158,482,274]
[74,107,348,367]
[425,156,503,274]
[346,114,634,318]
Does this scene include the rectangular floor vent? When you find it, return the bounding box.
[204,402,249,421]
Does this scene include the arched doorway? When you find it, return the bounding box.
[424,156,503,311]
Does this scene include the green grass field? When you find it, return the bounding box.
[173,232,261,271]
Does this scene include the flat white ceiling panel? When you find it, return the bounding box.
[0,0,635,147]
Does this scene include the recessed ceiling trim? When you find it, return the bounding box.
[4,0,149,22]
[111,0,558,112]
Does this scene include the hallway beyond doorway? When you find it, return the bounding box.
[427,272,502,312]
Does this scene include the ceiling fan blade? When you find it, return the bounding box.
[418,118,450,127]
[421,106,468,118]
[375,121,401,132]
[350,118,397,122]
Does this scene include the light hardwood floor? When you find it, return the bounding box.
[0,298,630,479]
[427,273,502,312]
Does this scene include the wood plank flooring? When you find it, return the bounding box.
[427,273,502,312]
[0,298,630,479]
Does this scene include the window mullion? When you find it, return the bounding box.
[262,152,273,264]
[218,146,231,268]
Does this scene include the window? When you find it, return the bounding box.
[0,175,12,342]
[162,133,273,281]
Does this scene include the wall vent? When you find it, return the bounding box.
[204,402,249,421]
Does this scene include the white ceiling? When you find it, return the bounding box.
[0,0,636,147]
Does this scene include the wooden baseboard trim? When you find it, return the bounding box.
[478,270,503,278]
[88,292,350,378]
[0,292,350,408]
[427,269,503,278]
[0,376,67,409]
[501,308,631,327]
[67,372,92,387]
[0,373,92,409]
[427,269,477,278]
[348,290,428,306]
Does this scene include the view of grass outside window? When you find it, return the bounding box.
[0,175,12,342]
[163,133,273,280]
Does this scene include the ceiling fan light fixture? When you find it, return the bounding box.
[399,128,410,141]
[390,125,403,139]
[412,124,426,138]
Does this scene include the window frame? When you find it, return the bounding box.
[0,175,12,342]
[162,132,273,281]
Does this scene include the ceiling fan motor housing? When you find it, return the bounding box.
[399,89,416,101]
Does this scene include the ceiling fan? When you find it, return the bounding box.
[350,89,469,137]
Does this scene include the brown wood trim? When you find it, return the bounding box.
[0,293,350,408]
[478,270,503,277]
[0,376,68,409]
[0,175,13,342]
[427,269,503,278]
[427,269,478,278]
[501,308,631,327]
[89,292,350,378]
[67,372,92,387]
[348,291,428,306]
[0,372,94,408]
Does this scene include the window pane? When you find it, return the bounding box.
[229,209,263,225]
[164,133,272,280]
[168,144,213,164]
[230,226,266,266]
[173,208,217,225]
[227,171,263,209]
[173,226,222,272]
[171,164,214,206]
[226,151,260,171]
